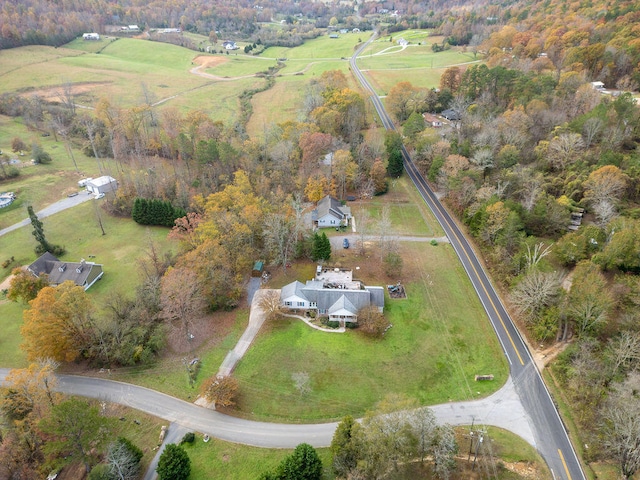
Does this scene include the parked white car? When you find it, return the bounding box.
[94,193,105,199]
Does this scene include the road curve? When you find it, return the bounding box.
[0,369,534,449]
[349,32,585,480]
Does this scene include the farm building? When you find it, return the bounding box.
[86,176,118,195]
[28,252,104,291]
[82,33,100,40]
[280,266,384,323]
[312,195,351,228]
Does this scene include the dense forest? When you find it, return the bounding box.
[3,0,640,478]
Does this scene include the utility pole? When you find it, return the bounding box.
[467,419,475,462]
[472,430,485,471]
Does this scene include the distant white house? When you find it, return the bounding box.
[313,195,351,228]
[591,81,605,90]
[222,41,238,50]
[86,176,118,195]
[280,266,384,323]
[82,33,100,41]
[397,37,408,46]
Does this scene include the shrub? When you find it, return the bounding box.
[157,444,191,480]
[180,432,195,445]
[430,239,438,246]
[326,320,340,328]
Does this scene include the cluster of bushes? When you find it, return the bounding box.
[131,197,186,227]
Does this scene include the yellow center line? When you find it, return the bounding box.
[407,161,525,365]
[558,449,573,480]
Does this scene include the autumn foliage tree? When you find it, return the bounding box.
[200,375,239,408]
[21,281,95,363]
[7,267,49,303]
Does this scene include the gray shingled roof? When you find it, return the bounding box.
[328,295,357,316]
[28,253,103,289]
[280,281,308,301]
[314,195,350,221]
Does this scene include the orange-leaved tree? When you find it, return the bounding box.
[21,281,94,362]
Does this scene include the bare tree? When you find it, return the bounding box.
[516,167,544,212]
[602,374,640,479]
[582,117,603,147]
[160,267,206,339]
[592,198,618,227]
[524,242,552,270]
[257,290,282,321]
[606,332,640,376]
[510,270,561,322]
[547,133,584,170]
[107,439,141,480]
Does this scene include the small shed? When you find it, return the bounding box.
[252,261,264,277]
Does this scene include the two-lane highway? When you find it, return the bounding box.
[350,33,585,480]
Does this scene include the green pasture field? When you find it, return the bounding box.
[246,80,304,136]
[64,36,119,53]
[0,45,84,78]
[261,33,371,61]
[0,201,176,367]
[232,240,507,422]
[0,39,209,109]
[167,76,266,122]
[204,55,278,77]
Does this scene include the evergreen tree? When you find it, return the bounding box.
[311,232,322,261]
[28,205,51,253]
[330,416,359,477]
[385,131,404,178]
[279,443,323,480]
[319,232,331,261]
[156,444,190,480]
[387,149,404,177]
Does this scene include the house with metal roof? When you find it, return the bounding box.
[86,176,118,195]
[27,252,104,291]
[280,267,384,323]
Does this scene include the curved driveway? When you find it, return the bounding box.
[0,192,94,237]
[350,33,585,480]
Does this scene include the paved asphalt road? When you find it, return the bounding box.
[0,191,95,237]
[350,33,585,480]
[0,369,534,449]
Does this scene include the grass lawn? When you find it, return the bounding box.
[0,202,176,367]
[231,238,507,422]
[183,436,332,480]
[351,176,444,237]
